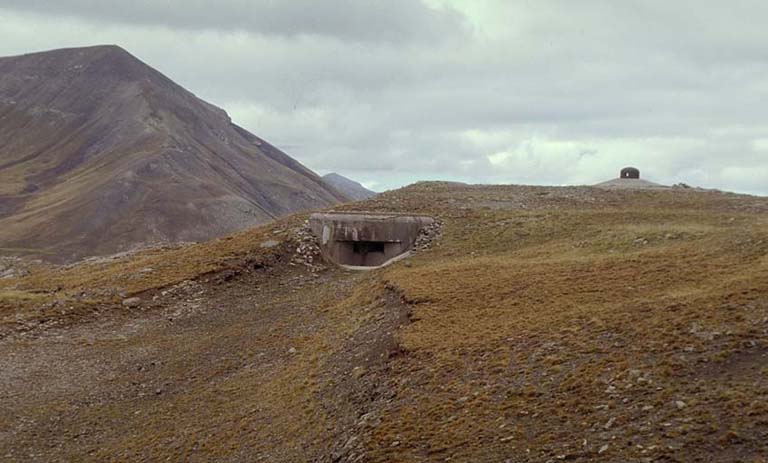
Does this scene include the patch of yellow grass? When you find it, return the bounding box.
[4,182,768,461]
[0,290,47,303]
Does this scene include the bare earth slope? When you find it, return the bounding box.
[1,183,767,462]
[0,45,348,262]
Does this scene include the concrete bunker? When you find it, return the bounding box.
[309,212,434,269]
[620,167,640,179]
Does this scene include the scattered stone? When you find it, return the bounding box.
[0,268,16,279]
[288,347,298,354]
[0,256,37,279]
[675,400,687,409]
[290,224,324,272]
[260,240,280,249]
[122,297,141,308]
[412,219,443,252]
[598,444,609,454]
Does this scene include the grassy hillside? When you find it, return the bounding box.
[1,182,767,462]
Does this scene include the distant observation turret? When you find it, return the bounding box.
[595,166,665,189]
[620,167,640,179]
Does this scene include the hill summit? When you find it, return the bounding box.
[1,182,767,460]
[0,45,347,262]
[323,172,377,200]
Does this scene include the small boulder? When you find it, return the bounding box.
[260,240,280,249]
[122,297,141,308]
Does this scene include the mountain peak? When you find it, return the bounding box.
[0,45,346,262]
[2,44,136,64]
[323,173,377,201]
[0,44,161,89]
[54,44,128,55]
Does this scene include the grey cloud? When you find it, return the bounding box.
[0,1,767,194]
[0,0,467,43]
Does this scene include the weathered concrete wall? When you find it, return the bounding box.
[309,212,434,268]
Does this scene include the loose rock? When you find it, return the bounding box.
[122,297,141,308]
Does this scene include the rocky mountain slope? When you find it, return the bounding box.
[1,183,767,461]
[0,45,348,262]
[323,172,377,200]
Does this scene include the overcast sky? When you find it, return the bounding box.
[1,1,767,194]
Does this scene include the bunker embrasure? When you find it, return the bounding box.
[309,212,434,269]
